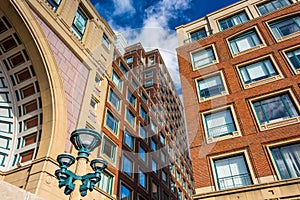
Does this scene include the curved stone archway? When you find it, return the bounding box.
[0,0,68,172]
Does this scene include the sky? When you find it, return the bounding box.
[91,0,240,93]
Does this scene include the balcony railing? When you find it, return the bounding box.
[207,122,235,138]
[218,173,252,190]
[200,85,225,98]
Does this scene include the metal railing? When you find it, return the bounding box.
[218,173,252,190]
[208,123,235,138]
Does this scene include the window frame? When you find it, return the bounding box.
[190,44,218,70]
[97,170,114,195]
[257,0,292,16]
[123,129,134,150]
[112,71,122,91]
[249,89,300,131]
[236,55,283,89]
[266,139,300,180]
[195,71,228,102]
[138,168,148,189]
[268,15,300,41]
[227,27,265,56]
[283,45,300,74]
[125,107,136,128]
[108,88,121,111]
[120,182,133,200]
[210,150,257,191]
[202,105,241,143]
[218,11,249,31]
[102,33,110,49]
[71,8,88,40]
[122,154,134,178]
[46,0,62,11]
[188,28,207,43]
[105,109,119,135]
[101,135,117,163]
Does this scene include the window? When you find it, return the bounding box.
[132,79,138,90]
[126,57,133,63]
[102,136,116,162]
[120,184,132,200]
[269,15,300,39]
[139,145,147,162]
[239,58,278,84]
[152,159,158,173]
[219,12,248,30]
[178,189,182,200]
[257,0,291,15]
[141,93,147,103]
[145,71,153,77]
[214,155,252,190]
[140,106,147,122]
[152,182,159,199]
[124,130,134,150]
[161,151,167,163]
[105,110,119,134]
[145,79,153,87]
[204,108,237,138]
[189,28,207,42]
[197,73,226,99]
[71,8,88,40]
[149,56,155,65]
[151,139,157,151]
[163,192,169,200]
[170,180,176,193]
[119,62,128,76]
[229,29,262,54]
[126,108,135,127]
[112,71,122,90]
[139,169,147,188]
[271,143,300,179]
[286,48,300,70]
[122,155,133,177]
[253,93,299,124]
[160,170,168,184]
[102,33,110,49]
[90,96,97,109]
[139,126,146,140]
[160,134,166,145]
[170,163,175,174]
[191,46,216,69]
[95,73,101,85]
[127,90,136,107]
[109,89,120,111]
[47,0,61,11]
[98,171,113,195]
[150,121,157,133]
[177,170,181,182]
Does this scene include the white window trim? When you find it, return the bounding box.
[97,169,115,195]
[138,167,148,191]
[126,88,137,109]
[210,149,258,191]
[190,44,219,71]
[120,181,134,200]
[249,88,300,131]
[282,44,300,75]
[235,54,284,89]
[266,13,300,42]
[201,104,241,144]
[194,71,229,102]
[187,26,208,42]
[266,138,300,181]
[122,153,134,179]
[226,26,266,57]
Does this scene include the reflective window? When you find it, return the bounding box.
[286,48,300,70]
[71,8,88,40]
[197,73,225,98]
[229,29,262,54]
[269,15,300,39]
[214,155,252,190]
[219,12,248,30]
[191,47,216,69]
[258,0,291,15]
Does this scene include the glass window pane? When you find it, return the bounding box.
[286,48,300,69]
[198,74,225,98]
[192,47,215,68]
[121,184,132,200]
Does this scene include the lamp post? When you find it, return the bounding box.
[55,128,107,199]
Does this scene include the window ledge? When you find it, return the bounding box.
[232,44,265,58]
[207,131,240,144]
[259,116,300,131]
[244,75,283,89]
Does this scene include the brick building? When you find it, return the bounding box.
[101,42,194,199]
[176,0,300,199]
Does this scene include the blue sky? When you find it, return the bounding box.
[91,0,240,93]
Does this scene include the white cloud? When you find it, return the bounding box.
[112,0,136,16]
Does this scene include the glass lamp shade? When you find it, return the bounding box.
[90,158,107,172]
[57,153,75,168]
[70,128,102,157]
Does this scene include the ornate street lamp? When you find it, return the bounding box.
[55,128,107,197]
